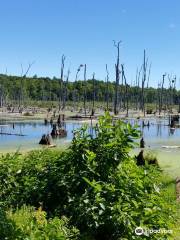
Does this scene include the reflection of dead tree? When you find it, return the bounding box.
[113,40,121,115]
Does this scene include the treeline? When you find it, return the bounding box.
[0,73,179,111]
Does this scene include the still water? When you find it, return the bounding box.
[0,118,180,154]
[0,120,83,152]
[0,117,179,177]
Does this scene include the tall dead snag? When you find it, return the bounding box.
[113,40,121,115]
[59,55,65,111]
[83,64,87,116]
[144,62,151,114]
[140,50,148,115]
[105,64,109,110]
[73,64,83,110]
[19,62,35,108]
[167,75,176,112]
[173,76,176,109]
[91,72,95,116]
[157,82,161,115]
[120,63,125,110]
[137,65,142,110]
[63,69,70,109]
[135,67,141,110]
[121,64,129,117]
[159,73,166,114]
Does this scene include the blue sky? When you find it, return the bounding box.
[0,0,180,88]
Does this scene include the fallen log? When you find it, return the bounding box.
[0,132,26,136]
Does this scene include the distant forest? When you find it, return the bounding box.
[0,73,179,112]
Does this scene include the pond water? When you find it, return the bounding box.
[0,117,180,156]
[0,117,179,177]
[0,120,84,152]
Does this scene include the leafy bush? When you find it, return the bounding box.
[0,150,69,213]
[62,112,175,239]
[0,205,79,240]
[0,205,17,240]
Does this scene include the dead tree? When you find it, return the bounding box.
[137,65,142,110]
[73,64,83,110]
[19,61,35,107]
[105,64,109,110]
[121,63,125,110]
[59,55,66,111]
[83,64,87,116]
[121,64,129,116]
[159,73,166,114]
[145,62,151,113]
[63,69,70,109]
[140,50,148,116]
[167,75,176,112]
[157,82,161,115]
[91,72,95,116]
[172,76,177,109]
[113,40,121,115]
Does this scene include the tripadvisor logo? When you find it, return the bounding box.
[135,227,144,235]
[135,227,173,236]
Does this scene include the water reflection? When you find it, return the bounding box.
[0,117,179,152]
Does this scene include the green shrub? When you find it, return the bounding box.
[0,205,17,240]
[62,112,174,239]
[5,205,79,240]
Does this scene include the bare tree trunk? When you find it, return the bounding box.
[63,69,70,109]
[73,64,83,110]
[92,73,95,116]
[19,62,35,108]
[141,50,147,115]
[113,41,121,115]
[83,64,87,116]
[59,55,65,111]
[121,64,129,117]
[105,64,109,110]
[159,73,166,114]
